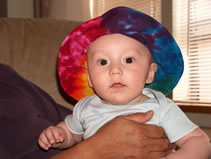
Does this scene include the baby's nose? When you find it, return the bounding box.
[109,63,123,75]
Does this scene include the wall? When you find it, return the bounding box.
[7,0,34,18]
[186,113,211,128]
[48,0,90,21]
[7,0,89,21]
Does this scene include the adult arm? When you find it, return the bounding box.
[0,64,73,159]
[51,111,171,159]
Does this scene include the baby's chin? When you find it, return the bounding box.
[101,99,135,106]
[101,95,147,106]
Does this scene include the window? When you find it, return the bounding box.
[90,0,161,22]
[173,0,211,106]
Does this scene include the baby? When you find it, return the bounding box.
[38,7,211,159]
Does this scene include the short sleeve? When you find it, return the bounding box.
[65,101,84,135]
[160,99,198,143]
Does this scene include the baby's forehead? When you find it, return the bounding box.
[87,33,150,52]
[87,34,152,60]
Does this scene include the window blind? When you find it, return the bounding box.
[173,0,211,104]
[90,0,161,22]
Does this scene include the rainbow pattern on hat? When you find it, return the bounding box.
[58,7,183,101]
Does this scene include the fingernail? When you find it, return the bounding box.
[146,110,153,115]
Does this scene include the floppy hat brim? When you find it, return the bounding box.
[58,7,184,101]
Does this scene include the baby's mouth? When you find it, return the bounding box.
[110,82,126,88]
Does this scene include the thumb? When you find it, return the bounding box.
[124,111,154,123]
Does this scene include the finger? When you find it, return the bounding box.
[168,143,178,153]
[146,138,170,152]
[149,151,169,159]
[169,143,177,150]
[38,138,50,150]
[58,129,65,142]
[143,124,167,138]
[45,127,57,144]
[38,133,51,150]
[52,128,63,143]
[55,127,66,143]
[123,111,154,123]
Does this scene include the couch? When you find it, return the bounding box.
[0,17,81,159]
[0,17,81,109]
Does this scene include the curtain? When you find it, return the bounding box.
[34,0,50,18]
[0,0,7,17]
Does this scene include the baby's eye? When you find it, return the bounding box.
[124,57,135,64]
[98,59,108,65]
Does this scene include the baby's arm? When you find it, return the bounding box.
[162,127,211,159]
[38,121,82,150]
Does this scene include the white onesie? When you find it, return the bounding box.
[65,88,197,143]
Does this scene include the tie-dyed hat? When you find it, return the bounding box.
[58,6,184,101]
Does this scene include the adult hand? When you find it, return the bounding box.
[51,111,171,159]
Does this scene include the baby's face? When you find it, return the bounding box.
[87,33,157,105]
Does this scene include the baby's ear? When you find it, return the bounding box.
[146,63,157,84]
[87,75,93,88]
[87,67,93,88]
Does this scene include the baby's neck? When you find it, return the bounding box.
[101,94,149,105]
[140,95,150,101]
